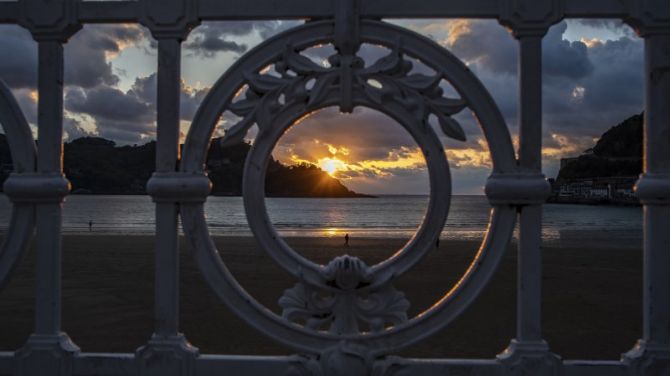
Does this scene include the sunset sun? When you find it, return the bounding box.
[317,157,347,177]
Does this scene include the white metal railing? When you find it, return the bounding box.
[0,1,669,375]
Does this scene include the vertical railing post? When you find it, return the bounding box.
[516,35,544,345]
[496,1,562,375]
[154,38,183,338]
[623,3,670,374]
[13,1,81,375]
[136,0,200,375]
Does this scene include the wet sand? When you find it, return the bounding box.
[0,235,642,360]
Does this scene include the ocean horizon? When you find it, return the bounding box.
[0,194,642,248]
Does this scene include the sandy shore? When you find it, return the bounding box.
[0,235,642,360]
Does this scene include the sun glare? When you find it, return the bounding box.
[318,157,347,177]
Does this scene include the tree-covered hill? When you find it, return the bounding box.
[0,136,370,198]
[556,113,643,181]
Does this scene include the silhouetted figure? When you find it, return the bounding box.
[436,237,440,248]
[88,220,93,232]
[344,233,349,247]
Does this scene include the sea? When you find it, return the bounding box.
[0,194,642,247]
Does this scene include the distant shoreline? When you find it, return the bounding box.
[66,191,378,198]
[63,192,479,197]
[547,197,640,206]
[62,192,643,205]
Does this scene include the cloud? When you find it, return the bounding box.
[419,19,642,154]
[576,19,636,36]
[270,107,428,182]
[444,20,518,75]
[440,20,594,80]
[273,107,424,163]
[184,21,299,57]
[446,138,492,169]
[542,34,643,140]
[63,116,94,141]
[65,24,146,88]
[0,18,646,194]
[64,82,154,143]
[65,85,152,124]
[128,73,209,122]
[0,26,37,89]
[0,24,145,90]
[543,22,594,79]
[269,19,643,189]
[11,88,38,125]
[189,37,247,55]
[62,72,212,144]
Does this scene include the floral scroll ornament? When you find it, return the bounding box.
[279,255,409,334]
[221,41,470,147]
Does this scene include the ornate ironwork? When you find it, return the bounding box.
[178,18,518,364]
[279,256,409,334]
[0,0,669,375]
[222,43,468,147]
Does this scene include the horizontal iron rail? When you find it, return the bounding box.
[0,0,630,24]
[0,352,634,376]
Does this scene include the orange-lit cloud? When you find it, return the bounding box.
[281,140,426,181]
[543,133,593,158]
[443,20,473,47]
[279,130,594,180]
[101,24,147,60]
[28,90,38,103]
[446,138,492,169]
[262,101,612,194]
[580,37,603,49]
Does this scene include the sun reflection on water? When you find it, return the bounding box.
[322,228,345,237]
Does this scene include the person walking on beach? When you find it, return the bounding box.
[88,220,93,232]
[344,233,349,247]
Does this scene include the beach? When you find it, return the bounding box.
[0,235,642,360]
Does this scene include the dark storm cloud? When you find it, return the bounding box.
[180,86,210,121]
[104,20,650,192]
[12,89,38,125]
[446,21,593,79]
[62,72,212,144]
[128,73,209,121]
[0,24,176,145]
[543,22,594,79]
[184,22,248,56]
[542,35,643,138]
[192,38,247,55]
[577,19,636,36]
[65,85,153,124]
[64,116,94,141]
[184,21,299,57]
[0,24,145,90]
[0,23,154,144]
[0,17,646,191]
[128,75,156,106]
[0,26,37,89]
[65,24,146,88]
[440,20,643,141]
[448,21,518,75]
[257,21,301,39]
[64,83,155,143]
[580,37,643,109]
[0,88,37,136]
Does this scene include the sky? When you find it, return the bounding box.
[0,18,643,195]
